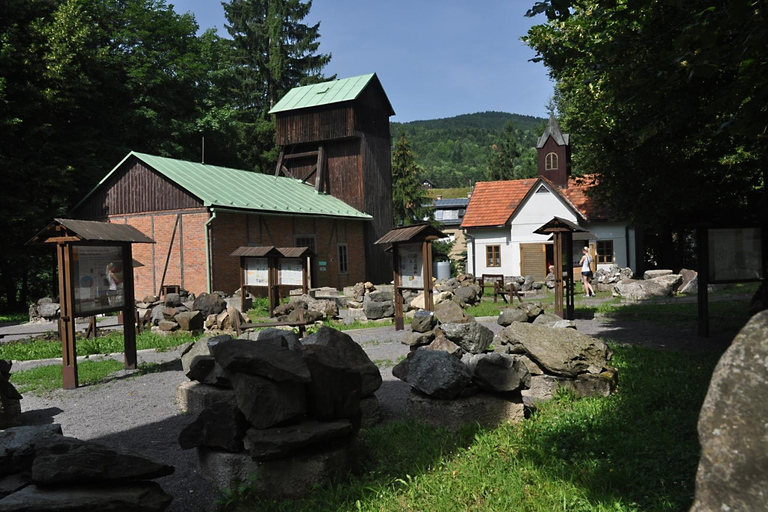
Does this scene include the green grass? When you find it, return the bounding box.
[0,312,27,323]
[10,360,172,394]
[583,296,752,334]
[223,344,721,512]
[0,330,200,362]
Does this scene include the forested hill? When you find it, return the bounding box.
[391,111,547,188]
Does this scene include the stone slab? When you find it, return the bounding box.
[406,390,525,430]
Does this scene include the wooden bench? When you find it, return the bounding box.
[479,274,523,304]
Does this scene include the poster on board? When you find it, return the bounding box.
[73,246,125,315]
[279,258,303,286]
[399,243,423,288]
[708,228,762,282]
[244,257,269,286]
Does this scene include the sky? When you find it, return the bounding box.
[167,0,554,123]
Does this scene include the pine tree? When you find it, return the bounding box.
[392,132,431,227]
[222,0,331,171]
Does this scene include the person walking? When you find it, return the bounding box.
[579,247,596,297]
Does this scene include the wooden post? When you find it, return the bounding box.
[393,244,404,330]
[565,232,574,320]
[697,228,710,338]
[423,240,434,311]
[123,243,137,369]
[301,256,309,294]
[58,243,78,389]
[553,232,564,318]
[239,258,245,311]
[268,257,278,317]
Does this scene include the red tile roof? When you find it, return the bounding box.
[462,175,607,229]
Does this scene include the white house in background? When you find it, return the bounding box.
[462,115,636,281]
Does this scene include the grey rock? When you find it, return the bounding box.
[454,285,479,305]
[228,372,306,429]
[498,308,529,326]
[256,328,302,351]
[497,322,611,377]
[520,302,543,320]
[164,292,181,307]
[301,344,362,423]
[403,330,435,347]
[174,310,203,331]
[244,419,354,461]
[423,335,463,357]
[438,322,494,354]
[434,300,470,324]
[31,436,174,484]
[193,293,227,318]
[180,335,231,385]
[411,310,436,333]
[469,353,531,393]
[643,269,673,280]
[691,311,768,512]
[0,482,172,512]
[178,402,248,452]
[157,320,179,332]
[363,301,394,320]
[175,381,236,414]
[210,338,311,383]
[521,369,618,407]
[407,390,525,431]
[0,425,63,478]
[364,290,394,303]
[301,327,382,396]
[532,312,562,327]
[613,278,677,300]
[396,350,471,399]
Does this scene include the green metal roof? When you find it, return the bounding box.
[268,73,394,115]
[75,152,372,220]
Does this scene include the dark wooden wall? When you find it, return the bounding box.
[537,137,571,188]
[72,158,201,218]
[274,79,394,284]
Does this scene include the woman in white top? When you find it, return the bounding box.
[579,247,596,297]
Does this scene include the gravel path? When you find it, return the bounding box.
[11,315,734,511]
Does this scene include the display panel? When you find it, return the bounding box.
[708,228,762,282]
[73,246,125,315]
[399,243,424,288]
[244,257,269,286]
[278,258,303,285]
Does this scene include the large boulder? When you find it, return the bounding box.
[462,353,531,393]
[613,278,677,300]
[0,483,172,512]
[301,344,362,423]
[411,310,436,333]
[30,436,174,484]
[392,350,472,399]
[434,300,470,324]
[691,311,768,511]
[0,425,64,478]
[180,335,231,386]
[301,327,382,396]
[438,322,494,354]
[178,402,249,452]
[227,372,306,429]
[193,293,227,319]
[210,338,311,383]
[243,420,354,461]
[497,308,529,326]
[495,322,611,377]
[407,391,525,431]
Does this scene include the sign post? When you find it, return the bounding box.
[29,219,154,389]
[376,224,446,331]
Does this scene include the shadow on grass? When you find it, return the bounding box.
[511,344,724,510]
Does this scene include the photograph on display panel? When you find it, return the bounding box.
[72,246,125,315]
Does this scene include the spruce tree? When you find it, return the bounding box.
[485,121,523,181]
[392,132,431,227]
[222,0,331,171]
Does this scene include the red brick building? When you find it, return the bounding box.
[72,73,396,300]
[71,152,372,299]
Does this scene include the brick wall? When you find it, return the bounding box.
[105,209,368,299]
[106,209,209,299]
[211,212,367,294]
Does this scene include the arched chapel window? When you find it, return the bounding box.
[545,152,558,170]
